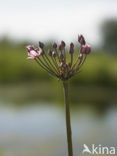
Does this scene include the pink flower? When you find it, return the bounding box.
[26,45,40,59]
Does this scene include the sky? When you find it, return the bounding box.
[0,0,117,45]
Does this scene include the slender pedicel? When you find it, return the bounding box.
[45,51,59,74]
[35,58,58,77]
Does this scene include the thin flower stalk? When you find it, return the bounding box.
[45,53,59,75]
[26,34,91,156]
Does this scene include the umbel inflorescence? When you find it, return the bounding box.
[26,35,91,80]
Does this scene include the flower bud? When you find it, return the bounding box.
[78,34,86,45]
[70,42,74,48]
[61,40,66,48]
[39,41,44,49]
[53,42,57,49]
[80,44,91,54]
[52,51,57,57]
[48,50,52,56]
[69,42,74,54]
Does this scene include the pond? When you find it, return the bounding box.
[0,102,117,156]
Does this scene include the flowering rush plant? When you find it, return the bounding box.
[26,34,91,156]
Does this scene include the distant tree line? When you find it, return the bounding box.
[101,19,117,53]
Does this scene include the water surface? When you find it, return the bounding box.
[0,102,117,156]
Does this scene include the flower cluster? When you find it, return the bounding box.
[26,35,91,80]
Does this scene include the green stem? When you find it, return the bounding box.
[63,81,73,156]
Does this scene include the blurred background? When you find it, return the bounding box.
[0,0,117,156]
